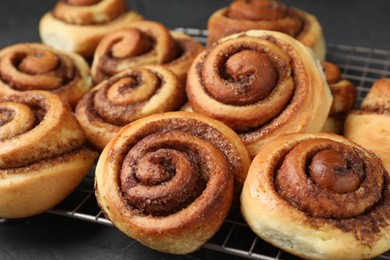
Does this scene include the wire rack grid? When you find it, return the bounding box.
[46,28,390,259]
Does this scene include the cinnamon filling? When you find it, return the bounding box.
[224,50,278,104]
[135,150,177,185]
[192,36,295,132]
[110,29,154,59]
[0,103,38,138]
[18,51,59,74]
[2,94,48,125]
[0,108,13,126]
[110,117,243,210]
[163,37,197,67]
[275,139,384,219]
[108,77,137,94]
[309,149,364,193]
[201,43,284,106]
[0,91,88,170]
[119,132,211,216]
[92,69,161,126]
[94,24,182,83]
[0,47,76,91]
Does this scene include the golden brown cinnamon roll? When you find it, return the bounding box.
[0,43,91,108]
[0,91,98,219]
[91,20,203,84]
[75,65,186,151]
[187,30,332,158]
[321,61,357,134]
[39,0,143,58]
[345,78,390,172]
[95,111,250,254]
[241,132,390,260]
[208,0,326,60]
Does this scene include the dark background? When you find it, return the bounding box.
[0,1,389,260]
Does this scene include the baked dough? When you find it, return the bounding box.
[0,91,98,218]
[241,132,390,260]
[39,0,143,58]
[95,111,250,254]
[321,61,357,134]
[186,29,332,157]
[344,78,390,172]
[91,20,203,84]
[75,65,186,151]
[0,43,91,107]
[207,0,326,60]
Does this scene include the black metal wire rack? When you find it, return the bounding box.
[46,29,390,260]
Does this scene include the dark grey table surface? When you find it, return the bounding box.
[0,1,389,260]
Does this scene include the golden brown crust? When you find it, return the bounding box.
[241,132,390,260]
[0,148,97,218]
[95,111,250,254]
[91,20,203,84]
[53,0,128,25]
[0,43,91,107]
[345,78,390,172]
[75,65,186,151]
[0,91,98,218]
[207,0,326,60]
[321,61,357,134]
[186,30,332,158]
[39,0,143,58]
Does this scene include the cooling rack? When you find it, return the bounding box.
[46,28,390,260]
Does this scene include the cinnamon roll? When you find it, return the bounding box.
[0,43,91,108]
[321,61,357,134]
[0,91,98,219]
[95,111,250,254]
[241,132,390,260]
[75,65,186,151]
[208,0,326,60]
[345,78,390,172]
[91,20,203,84]
[187,30,332,158]
[39,0,143,58]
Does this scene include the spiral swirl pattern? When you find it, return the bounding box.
[120,131,222,216]
[241,133,390,259]
[0,91,86,168]
[207,0,325,59]
[76,65,186,151]
[91,20,203,84]
[0,43,91,107]
[0,102,35,141]
[95,111,250,254]
[187,30,332,157]
[275,138,382,219]
[39,0,143,58]
[0,90,98,218]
